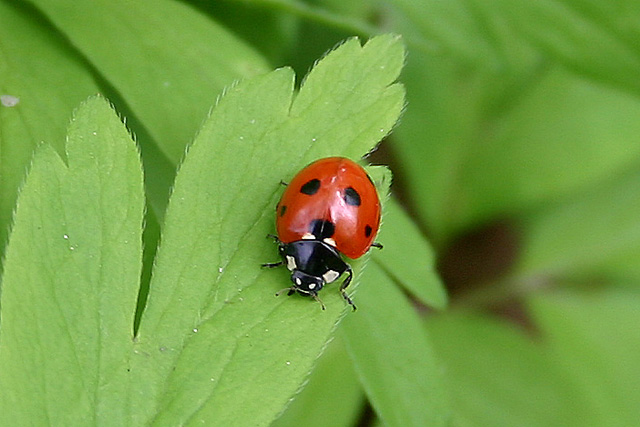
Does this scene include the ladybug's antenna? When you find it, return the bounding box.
[276,287,295,297]
[276,287,326,310]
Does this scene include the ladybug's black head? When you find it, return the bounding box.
[270,239,349,310]
[290,270,325,295]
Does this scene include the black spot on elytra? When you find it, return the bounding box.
[279,205,287,217]
[344,187,361,206]
[300,179,320,195]
[364,225,373,238]
[309,219,335,239]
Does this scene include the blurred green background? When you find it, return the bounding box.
[1,0,639,425]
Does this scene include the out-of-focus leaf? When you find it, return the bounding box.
[495,0,640,96]
[516,169,640,278]
[396,59,640,242]
[426,312,592,426]
[460,67,640,228]
[387,0,505,64]
[388,0,640,95]
[529,289,640,426]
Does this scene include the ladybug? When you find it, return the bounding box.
[262,157,382,310]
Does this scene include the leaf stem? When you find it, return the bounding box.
[249,0,440,55]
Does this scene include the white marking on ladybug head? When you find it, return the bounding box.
[286,255,297,271]
[308,282,316,290]
[323,237,336,247]
[302,232,315,240]
[295,277,302,286]
[323,270,340,283]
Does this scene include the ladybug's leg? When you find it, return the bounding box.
[262,235,283,267]
[276,286,295,296]
[371,242,383,250]
[262,261,283,268]
[263,235,285,267]
[266,234,281,243]
[339,267,357,311]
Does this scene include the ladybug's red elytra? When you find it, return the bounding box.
[262,157,382,310]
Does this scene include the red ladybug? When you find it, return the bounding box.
[262,157,382,310]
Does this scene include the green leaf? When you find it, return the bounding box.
[516,169,640,278]
[129,35,405,425]
[341,262,449,426]
[593,248,640,286]
[197,2,298,67]
[493,0,640,96]
[222,0,381,41]
[30,0,271,163]
[272,336,364,427]
[460,67,640,228]
[387,0,640,241]
[387,0,640,95]
[0,96,144,425]
[387,0,503,64]
[396,58,640,241]
[529,289,640,426]
[374,198,447,308]
[426,311,592,426]
[392,52,486,240]
[0,1,100,256]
